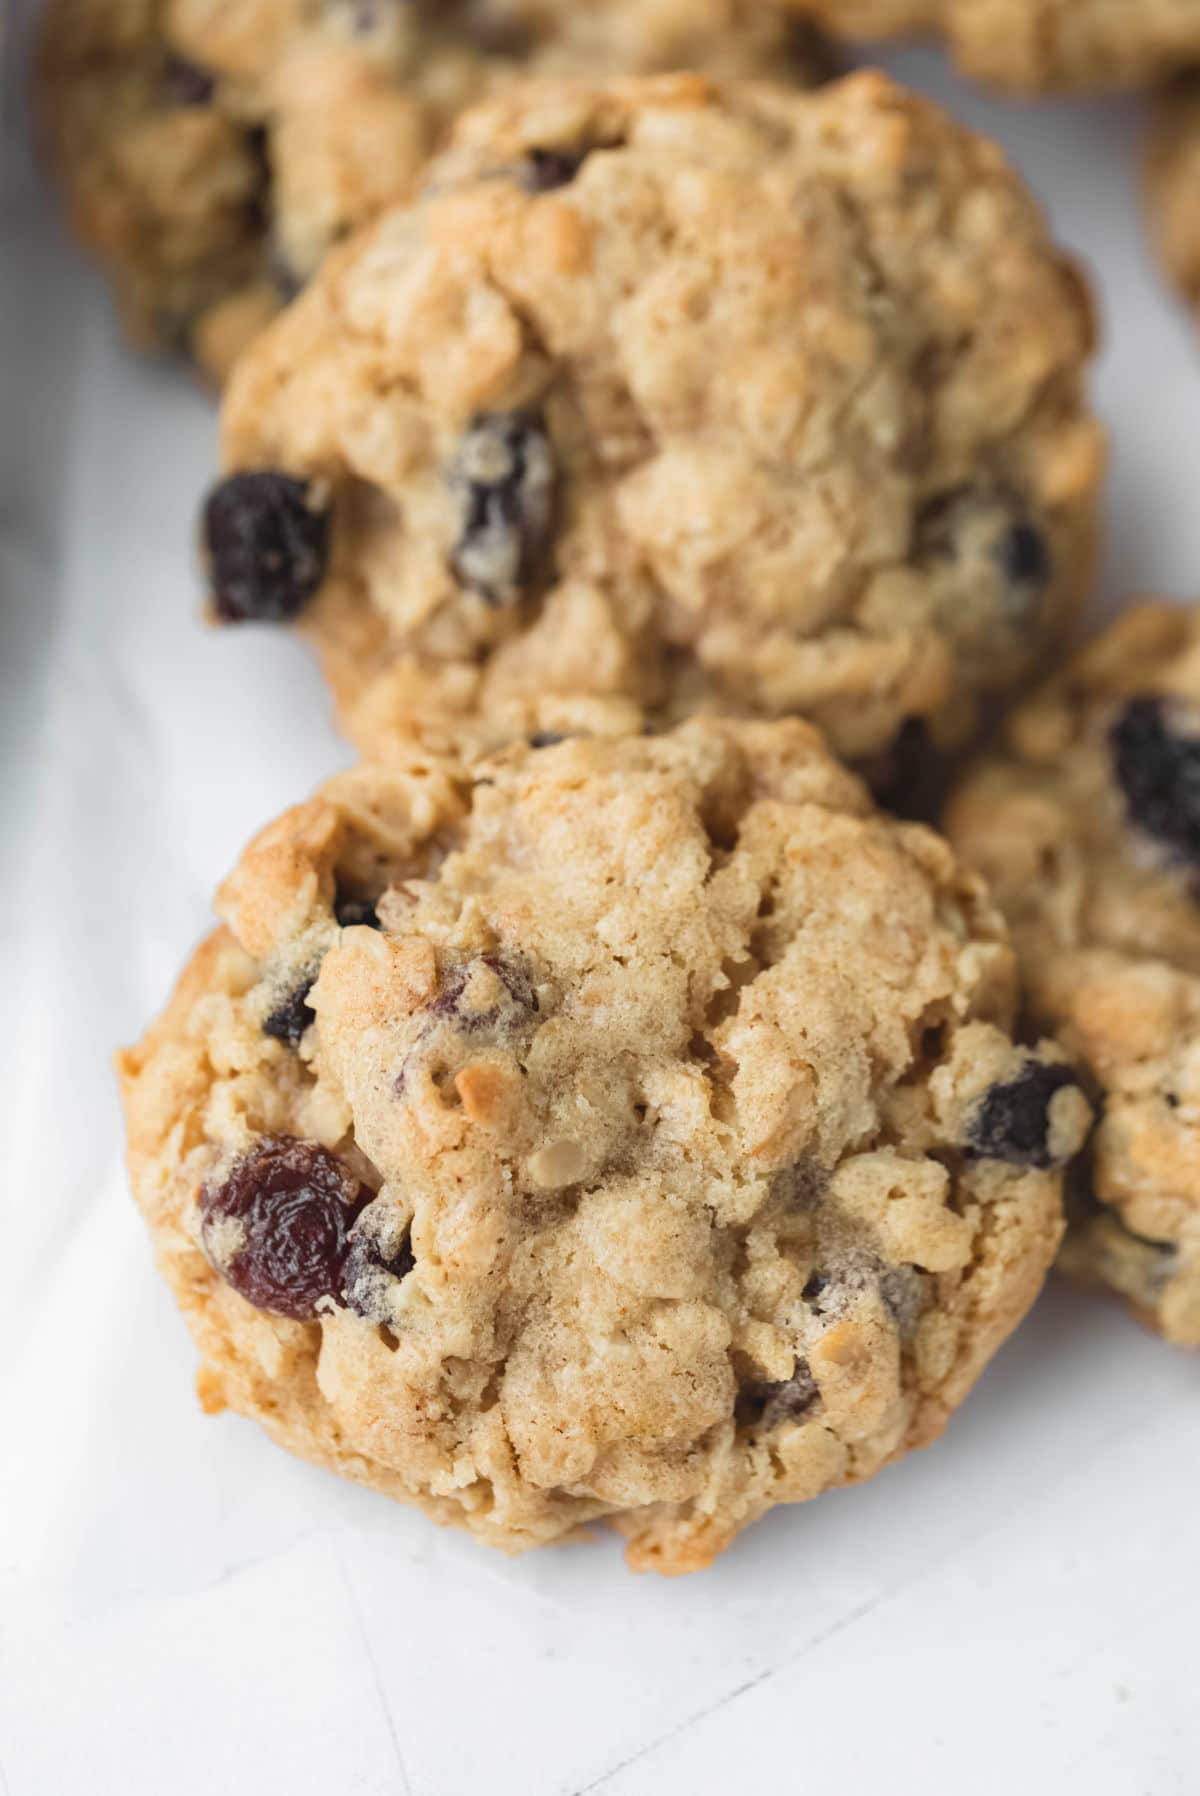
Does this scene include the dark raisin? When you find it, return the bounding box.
[341,1217,415,1321]
[239,126,272,235]
[737,1359,819,1429]
[448,414,556,607]
[1001,519,1051,588]
[518,147,591,193]
[204,472,329,623]
[244,124,271,180]
[1061,1146,1100,1228]
[262,970,319,1047]
[199,1137,369,1319]
[528,731,567,749]
[335,892,381,930]
[968,1061,1079,1168]
[802,1271,829,1303]
[917,485,1053,643]
[867,717,952,821]
[161,54,216,107]
[785,18,838,81]
[1110,696,1200,866]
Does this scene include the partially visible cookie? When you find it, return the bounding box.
[784,0,1200,92]
[205,70,1102,768]
[1146,79,1200,326]
[38,0,827,382]
[118,711,1088,1570]
[945,601,1200,1347]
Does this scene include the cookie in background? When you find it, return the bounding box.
[203,70,1103,772]
[784,0,1200,93]
[1145,79,1200,334]
[945,602,1200,1348]
[38,0,829,382]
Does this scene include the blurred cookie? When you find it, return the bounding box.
[946,602,1200,1346]
[1146,79,1200,327]
[39,0,827,381]
[785,0,1200,92]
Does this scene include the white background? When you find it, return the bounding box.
[2,11,1198,1793]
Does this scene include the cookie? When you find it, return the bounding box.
[38,0,827,382]
[204,70,1102,769]
[945,602,1200,1347]
[785,0,1200,93]
[118,710,1089,1571]
[1146,79,1200,327]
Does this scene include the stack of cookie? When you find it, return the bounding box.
[41,3,1199,1573]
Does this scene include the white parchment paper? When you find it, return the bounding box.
[2,12,1197,1792]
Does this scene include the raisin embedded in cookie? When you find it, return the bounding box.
[37,0,829,383]
[783,0,1200,92]
[945,601,1200,1347]
[206,70,1102,767]
[118,711,1089,1571]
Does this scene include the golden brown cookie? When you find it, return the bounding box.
[39,0,827,381]
[119,710,1089,1570]
[945,601,1200,1347]
[785,0,1200,93]
[1146,79,1200,328]
[203,70,1102,768]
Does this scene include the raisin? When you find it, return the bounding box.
[199,1137,369,1319]
[737,1359,819,1429]
[204,472,330,623]
[448,414,556,607]
[868,717,952,822]
[1001,519,1051,588]
[161,54,215,107]
[244,124,270,181]
[262,970,319,1047]
[335,890,382,930]
[517,147,591,193]
[968,1061,1079,1168]
[240,126,272,236]
[1110,696,1200,866]
[341,1216,415,1321]
[918,486,1053,643]
[527,731,567,750]
[785,18,837,81]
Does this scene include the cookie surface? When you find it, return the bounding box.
[39,0,825,381]
[208,70,1101,768]
[786,0,1200,92]
[945,602,1200,1347]
[119,711,1087,1570]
